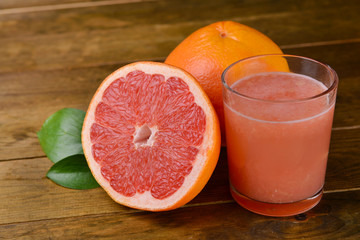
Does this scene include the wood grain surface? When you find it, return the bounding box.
[1,42,359,160]
[0,0,359,239]
[1,191,359,239]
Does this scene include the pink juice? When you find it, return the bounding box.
[224,72,335,205]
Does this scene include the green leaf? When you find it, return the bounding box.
[47,155,100,189]
[38,108,85,163]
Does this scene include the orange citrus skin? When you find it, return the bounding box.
[165,21,283,144]
[82,62,221,211]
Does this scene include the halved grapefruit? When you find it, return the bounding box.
[82,61,221,211]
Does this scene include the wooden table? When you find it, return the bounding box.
[1,0,359,239]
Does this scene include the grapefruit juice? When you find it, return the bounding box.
[222,55,338,217]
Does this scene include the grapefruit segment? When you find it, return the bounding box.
[82,61,220,211]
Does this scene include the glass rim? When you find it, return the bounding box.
[221,54,339,103]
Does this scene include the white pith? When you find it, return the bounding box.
[82,62,217,211]
[133,124,157,148]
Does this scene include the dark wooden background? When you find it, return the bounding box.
[0,0,359,239]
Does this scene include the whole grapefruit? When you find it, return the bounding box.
[165,21,283,143]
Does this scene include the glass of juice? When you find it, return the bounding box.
[221,54,338,217]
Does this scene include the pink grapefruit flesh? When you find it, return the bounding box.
[82,62,221,211]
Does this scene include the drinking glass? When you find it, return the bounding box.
[221,54,338,217]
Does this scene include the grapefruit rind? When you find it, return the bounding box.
[82,61,221,211]
[164,21,284,145]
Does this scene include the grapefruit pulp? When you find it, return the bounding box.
[82,62,221,211]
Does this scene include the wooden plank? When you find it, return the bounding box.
[0,1,98,9]
[0,0,359,73]
[0,92,89,160]
[1,42,359,160]
[0,65,115,160]
[0,150,230,225]
[1,190,359,239]
[0,128,359,225]
[326,128,360,192]
[1,0,357,38]
[0,0,150,10]
[326,128,360,191]
[0,157,135,225]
